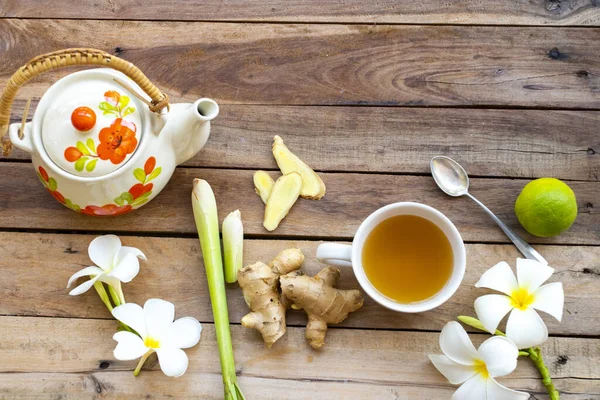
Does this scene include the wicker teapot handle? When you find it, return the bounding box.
[0,48,170,156]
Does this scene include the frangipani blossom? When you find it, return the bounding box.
[429,322,529,400]
[474,259,564,349]
[112,299,202,377]
[66,235,146,300]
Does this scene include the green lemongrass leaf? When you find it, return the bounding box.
[222,210,244,283]
[75,157,88,172]
[133,168,146,183]
[76,141,90,155]
[86,158,98,172]
[147,167,162,182]
[86,138,96,153]
[192,179,244,399]
[48,177,58,191]
[457,316,505,336]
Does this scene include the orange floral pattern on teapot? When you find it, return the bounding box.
[63,90,137,172]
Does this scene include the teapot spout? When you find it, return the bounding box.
[164,98,219,165]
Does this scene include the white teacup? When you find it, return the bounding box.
[316,202,466,313]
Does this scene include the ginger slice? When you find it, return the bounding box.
[238,249,305,348]
[280,267,364,350]
[253,170,274,204]
[263,172,302,231]
[272,135,326,200]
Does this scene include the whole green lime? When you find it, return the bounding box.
[515,178,577,237]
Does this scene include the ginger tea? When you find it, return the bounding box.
[362,215,453,304]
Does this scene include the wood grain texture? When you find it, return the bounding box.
[1,20,600,108]
[6,101,600,181]
[0,316,598,396]
[0,163,598,244]
[0,372,597,400]
[1,0,599,26]
[1,233,598,336]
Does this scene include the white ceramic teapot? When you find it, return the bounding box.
[0,49,218,216]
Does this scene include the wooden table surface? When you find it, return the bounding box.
[1,2,600,399]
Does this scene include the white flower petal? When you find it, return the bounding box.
[68,273,102,296]
[119,245,147,261]
[486,377,530,400]
[516,258,554,292]
[144,299,175,340]
[108,253,140,283]
[429,354,476,385]
[474,294,514,334]
[477,336,518,378]
[475,261,519,296]
[113,331,149,360]
[532,282,564,322]
[506,307,548,349]
[157,348,189,377]
[112,303,148,338]
[167,317,202,349]
[88,235,121,270]
[66,266,104,288]
[440,321,479,366]
[452,374,487,400]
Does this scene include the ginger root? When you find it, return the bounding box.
[272,135,326,200]
[253,170,274,204]
[263,172,302,231]
[237,249,305,348]
[280,267,364,350]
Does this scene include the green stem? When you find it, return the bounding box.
[133,350,154,377]
[528,347,560,400]
[192,180,244,400]
[105,282,135,333]
[93,281,113,312]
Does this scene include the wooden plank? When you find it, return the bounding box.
[1,0,600,26]
[0,372,596,400]
[1,233,598,336]
[0,163,598,244]
[6,101,600,181]
[0,316,598,397]
[2,20,600,109]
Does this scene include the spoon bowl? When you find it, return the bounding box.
[430,156,470,197]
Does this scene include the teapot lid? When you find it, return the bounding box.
[41,71,145,177]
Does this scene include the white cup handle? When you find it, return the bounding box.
[9,122,34,154]
[316,243,353,268]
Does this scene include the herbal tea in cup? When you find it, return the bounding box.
[316,202,466,313]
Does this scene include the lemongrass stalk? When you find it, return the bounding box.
[192,179,245,400]
[458,316,559,399]
[222,210,244,283]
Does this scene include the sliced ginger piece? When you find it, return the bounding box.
[253,170,274,204]
[272,135,326,200]
[238,249,304,347]
[263,172,302,231]
[280,266,364,350]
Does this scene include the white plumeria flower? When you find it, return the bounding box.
[66,235,146,300]
[474,258,564,349]
[429,321,529,400]
[112,299,202,377]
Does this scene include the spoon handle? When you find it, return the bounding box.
[465,193,548,265]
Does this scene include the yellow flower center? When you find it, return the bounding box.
[473,359,490,379]
[510,287,535,310]
[144,337,160,349]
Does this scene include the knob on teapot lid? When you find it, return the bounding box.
[40,70,146,177]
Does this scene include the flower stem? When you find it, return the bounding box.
[93,281,113,312]
[527,347,560,400]
[133,349,154,377]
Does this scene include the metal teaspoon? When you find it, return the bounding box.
[430,156,548,265]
